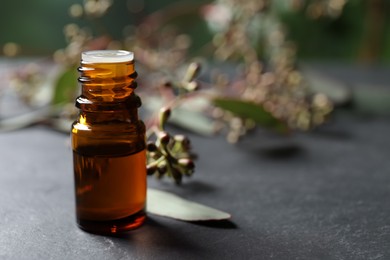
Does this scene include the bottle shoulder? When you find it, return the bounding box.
[72,118,145,135]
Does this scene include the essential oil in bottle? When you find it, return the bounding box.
[71,50,146,234]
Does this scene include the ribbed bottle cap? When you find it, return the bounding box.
[81,50,134,63]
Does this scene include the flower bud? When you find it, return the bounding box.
[159,107,171,129]
[174,135,191,149]
[185,81,200,92]
[183,62,201,82]
[146,141,158,152]
[157,161,168,175]
[160,79,172,89]
[146,164,157,175]
[157,131,170,145]
[178,158,195,171]
[171,168,182,185]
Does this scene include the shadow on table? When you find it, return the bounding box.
[102,217,216,254]
[310,126,353,140]
[259,144,305,160]
[179,180,217,194]
[189,219,237,229]
[237,123,354,160]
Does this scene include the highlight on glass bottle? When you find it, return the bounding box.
[71,50,146,234]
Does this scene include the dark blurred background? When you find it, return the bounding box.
[0,0,390,63]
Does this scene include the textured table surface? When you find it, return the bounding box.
[0,111,390,260]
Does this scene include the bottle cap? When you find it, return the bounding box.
[82,50,134,63]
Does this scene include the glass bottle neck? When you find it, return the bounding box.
[78,60,138,103]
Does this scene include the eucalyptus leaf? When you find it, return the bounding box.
[147,188,231,221]
[144,96,215,136]
[170,108,215,136]
[213,98,288,133]
[52,66,78,105]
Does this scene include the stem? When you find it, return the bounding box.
[358,0,385,63]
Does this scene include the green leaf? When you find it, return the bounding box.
[147,188,231,221]
[213,98,288,133]
[52,66,78,105]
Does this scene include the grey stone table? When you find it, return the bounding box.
[0,110,390,260]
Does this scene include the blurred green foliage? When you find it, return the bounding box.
[1,0,390,62]
[280,2,364,60]
[0,0,73,55]
[280,0,390,62]
[0,0,183,55]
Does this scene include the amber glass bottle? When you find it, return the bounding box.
[71,50,146,234]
